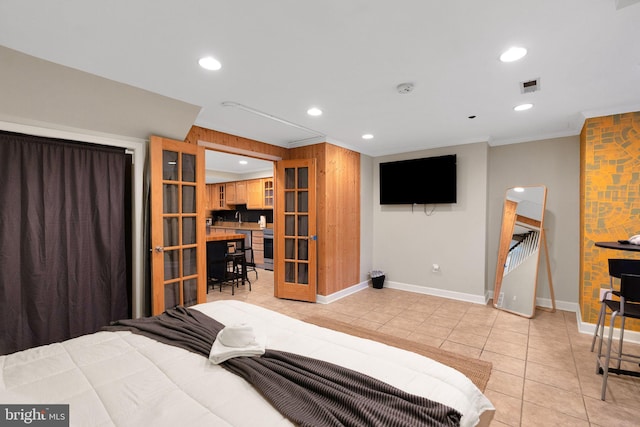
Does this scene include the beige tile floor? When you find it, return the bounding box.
[206,269,640,426]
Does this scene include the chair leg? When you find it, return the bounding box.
[601,312,619,401]
[591,302,606,351]
[617,317,626,369]
[595,308,608,370]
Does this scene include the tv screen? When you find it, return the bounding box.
[379,154,456,205]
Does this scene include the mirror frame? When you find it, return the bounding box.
[493,185,547,318]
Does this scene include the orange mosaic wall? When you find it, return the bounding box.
[580,111,640,329]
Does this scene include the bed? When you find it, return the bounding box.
[0,300,494,426]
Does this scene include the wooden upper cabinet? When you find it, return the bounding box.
[247,179,263,209]
[215,184,230,210]
[205,184,213,211]
[263,178,274,208]
[221,179,272,209]
[247,178,274,209]
[235,181,247,204]
[225,182,237,204]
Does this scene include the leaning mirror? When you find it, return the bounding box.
[493,185,547,318]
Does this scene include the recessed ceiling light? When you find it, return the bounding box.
[307,107,323,116]
[362,134,374,140]
[238,160,248,165]
[198,56,222,71]
[500,46,527,62]
[514,103,533,111]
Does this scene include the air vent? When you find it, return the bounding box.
[520,78,540,94]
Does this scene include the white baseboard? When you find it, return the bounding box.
[386,280,489,305]
[316,281,369,304]
[320,279,490,305]
[535,297,578,313]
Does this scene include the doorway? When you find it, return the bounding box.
[204,149,275,293]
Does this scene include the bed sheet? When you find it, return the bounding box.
[0,300,493,426]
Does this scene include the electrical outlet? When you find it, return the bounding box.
[599,288,613,301]
[432,264,440,273]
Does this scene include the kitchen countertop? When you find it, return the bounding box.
[210,222,272,231]
[206,233,246,242]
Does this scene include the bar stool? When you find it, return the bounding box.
[241,247,258,282]
[591,259,640,351]
[595,273,640,400]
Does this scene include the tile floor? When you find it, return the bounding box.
[206,269,640,426]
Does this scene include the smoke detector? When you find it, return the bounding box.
[520,78,540,94]
[396,83,414,94]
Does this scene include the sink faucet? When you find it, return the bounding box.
[235,211,242,224]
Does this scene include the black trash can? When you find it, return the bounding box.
[371,275,385,289]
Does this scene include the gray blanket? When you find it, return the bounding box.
[105,307,461,427]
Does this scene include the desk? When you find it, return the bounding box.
[206,233,246,294]
[595,241,640,252]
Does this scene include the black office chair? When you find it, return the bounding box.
[591,259,640,351]
[595,273,640,400]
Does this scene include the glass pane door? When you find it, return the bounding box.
[275,159,316,302]
[151,136,206,315]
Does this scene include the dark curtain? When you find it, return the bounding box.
[0,130,128,355]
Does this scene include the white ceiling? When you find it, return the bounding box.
[205,150,273,183]
[1,0,639,157]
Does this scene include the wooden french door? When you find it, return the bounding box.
[150,136,206,315]
[274,159,317,302]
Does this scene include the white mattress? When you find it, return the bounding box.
[0,300,494,426]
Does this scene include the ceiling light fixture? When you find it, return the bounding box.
[239,160,248,165]
[307,107,323,116]
[500,47,527,62]
[198,56,222,71]
[362,134,374,140]
[514,103,533,111]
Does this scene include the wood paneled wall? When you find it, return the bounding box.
[289,143,361,296]
[185,125,289,160]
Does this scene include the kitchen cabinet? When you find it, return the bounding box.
[209,184,230,210]
[247,178,274,209]
[225,182,236,204]
[205,184,214,211]
[226,181,247,205]
[263,178,274,208]
[235,181,247,204]
[246,179,263,209]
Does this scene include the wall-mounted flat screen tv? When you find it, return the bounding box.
[379,154,457,205]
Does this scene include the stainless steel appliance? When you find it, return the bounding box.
[263,228,273,271]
